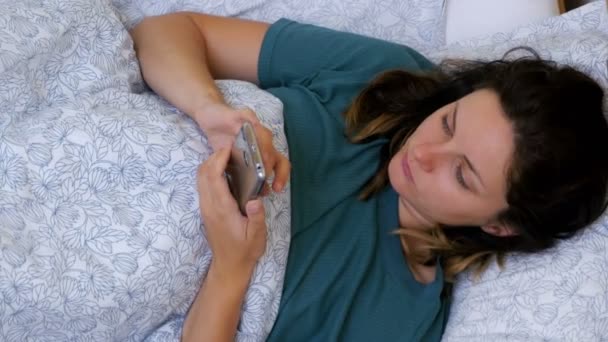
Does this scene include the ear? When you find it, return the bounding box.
[480,222,518,237]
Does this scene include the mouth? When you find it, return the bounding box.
[401,152,415,185]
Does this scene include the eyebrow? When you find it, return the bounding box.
[453,103,486,189]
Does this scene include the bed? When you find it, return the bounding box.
[0,0,606,341]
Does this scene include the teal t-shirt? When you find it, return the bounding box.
[258,19,448,341]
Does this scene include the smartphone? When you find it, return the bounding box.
[226,121,266,215]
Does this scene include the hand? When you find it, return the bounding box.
[197,148,267,275]
[193,102,246,151]
[194,102,290,193]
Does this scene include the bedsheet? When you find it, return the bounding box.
[0,0,290,341]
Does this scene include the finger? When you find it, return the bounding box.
[258,128,276,176]
[199,178,240,218]
[261,150,275,180]
[199,180,241,229]
[209,135,235,152]
[206,148,232,177]
[245,199,266,227]
[207,152,238,210]
[197,161,222,206]
[197,162,214,196]
[198,150,237,208]
[197,150,228,197]
[239,108,259,125]
[272,155,291,192]
[260,183,271,197]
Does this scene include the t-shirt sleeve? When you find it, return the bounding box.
[258,19,434,89]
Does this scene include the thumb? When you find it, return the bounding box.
[245,199,265,223]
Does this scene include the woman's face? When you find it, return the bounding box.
[388,89,515,229]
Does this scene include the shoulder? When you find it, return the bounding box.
[267,19,436,72]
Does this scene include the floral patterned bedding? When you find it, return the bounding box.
[1,0,607,341]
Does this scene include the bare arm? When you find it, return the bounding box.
[131,15,275,341]
[129,12,269,119]
[181,265,253,342]
[130,13,289,190]
[182,149,268,342]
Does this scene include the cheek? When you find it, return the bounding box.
[416,172,475,219]
[387,152,404,190]
[416,165,453,195]
[430,191,498,225]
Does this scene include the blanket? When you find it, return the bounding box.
[0,0,290,340]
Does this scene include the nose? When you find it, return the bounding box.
[412,143,442,173]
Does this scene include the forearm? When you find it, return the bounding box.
[130,13,223,119]
[181,264,253,342]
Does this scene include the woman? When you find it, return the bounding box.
[129,13,608,341]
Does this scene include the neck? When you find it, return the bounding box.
[397,196,435,230]
[397,196,439,279]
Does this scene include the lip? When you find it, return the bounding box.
[401,152,415,185]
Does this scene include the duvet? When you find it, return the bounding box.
[0,0,290,340]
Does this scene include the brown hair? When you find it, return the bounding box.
[345,58,608,282]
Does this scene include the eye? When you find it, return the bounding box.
[456,164,469,190]
[441,115,452,136]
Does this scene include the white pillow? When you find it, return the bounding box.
[427,2,608,341]
[430,1,608,91]
[112,0,447,54]
[444,0,561,44]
